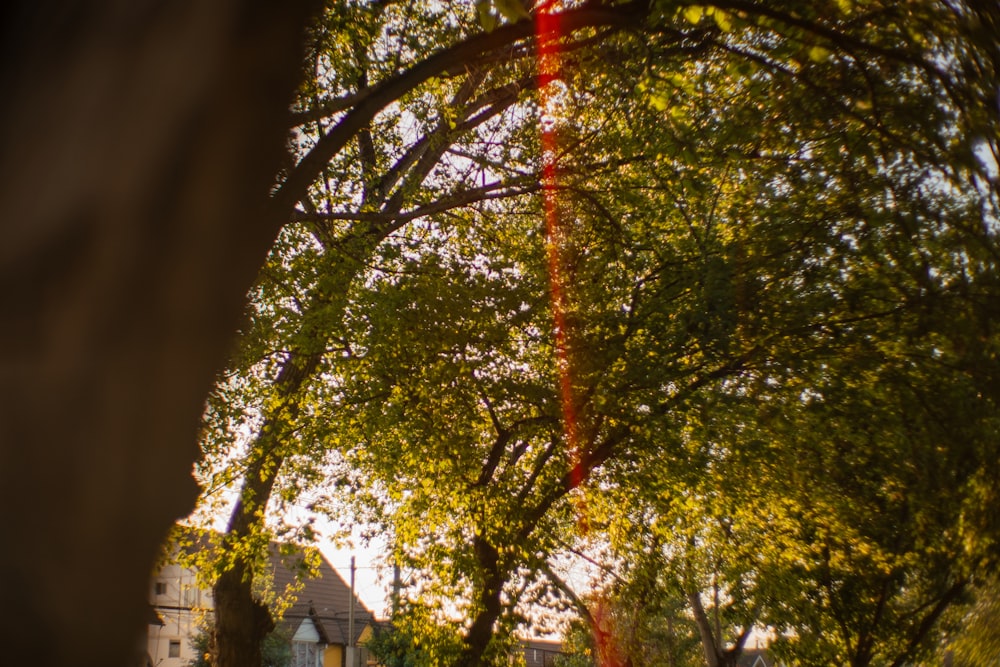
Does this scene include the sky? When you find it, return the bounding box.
[321,537,393,618]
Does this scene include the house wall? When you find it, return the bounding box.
[325,643,344,667]
[148,562,212,667]
[293,618,321,643]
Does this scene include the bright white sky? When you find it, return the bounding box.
[321,533,392,618]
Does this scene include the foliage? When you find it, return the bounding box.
[941,575,1000,667]
[558,580,705,667]
[365,612,465,667]
[757,350,993,666]
[187,1,1000,666]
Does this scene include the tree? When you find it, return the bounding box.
[0,2,319,666]
[555,557,705,667]
[191,2,1000,666]
[575,3,1000,664]
[945,576,1000,666]
[197,3,659,666]
[366,612,466,667]
[595,195,1000,664]
[756,346,999,667]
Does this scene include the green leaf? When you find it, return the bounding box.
[475,0,498,32]
[493,0,530,23]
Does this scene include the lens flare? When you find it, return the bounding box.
[536,4,587,521]
[536,8,617,663]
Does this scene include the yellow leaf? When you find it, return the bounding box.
[809,45,832,62]
[712,8,733,31]
[683,5,704,25]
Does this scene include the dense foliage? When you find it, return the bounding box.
[181,1,1000,666]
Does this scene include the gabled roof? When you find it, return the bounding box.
[736,647,777,667]
[268,547,375,647]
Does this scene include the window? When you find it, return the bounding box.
[182,585,199,607]
[292,641,318,667]
[168,640,181,659]
[155,582,167,596]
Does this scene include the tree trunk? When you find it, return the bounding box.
[0,3,317,666]
[213,566,275,667]
[458,536,506,667]
[688,590,723,667]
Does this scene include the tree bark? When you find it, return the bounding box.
[0,2,317,666]
[458,536,507,667]
[214,566,276,667]
[689,591,723,667]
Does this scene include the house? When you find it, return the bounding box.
[148,556,208,666]
[736,647,779,667]
[269,550,376,667]
[148,540,374,667]
[521,638,564,667]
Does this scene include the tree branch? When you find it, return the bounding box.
[269,0,652,225]
[290,178,541,226]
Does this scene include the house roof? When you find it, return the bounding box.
[268,547,375,647]
[736,647,777,667]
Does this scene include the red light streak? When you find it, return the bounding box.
[536,7,616,663]
[536,5,587,518]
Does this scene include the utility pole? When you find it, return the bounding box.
[391,562,401,619]
[347,556,356,667]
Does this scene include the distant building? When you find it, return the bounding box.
[270,550,376,667]
[148,557,207,666]
[148,539,374,667]
[736,647,780,667]
[521,638,564,667]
